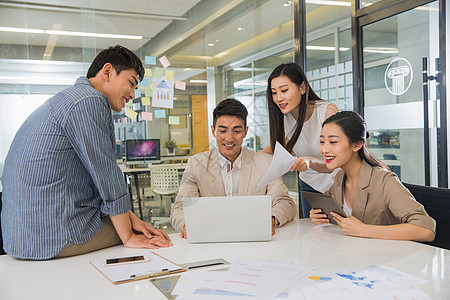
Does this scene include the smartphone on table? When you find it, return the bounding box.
[102,255,150,267]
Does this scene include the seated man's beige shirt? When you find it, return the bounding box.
[170,147,297,232]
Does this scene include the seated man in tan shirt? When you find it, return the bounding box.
[170,98,297,238]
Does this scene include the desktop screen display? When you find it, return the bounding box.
[126,139,160,161]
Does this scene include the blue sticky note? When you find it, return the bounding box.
[139,78,149,87]
[145,56,156,65]
[134,89,141,98]
[154,109,166,118]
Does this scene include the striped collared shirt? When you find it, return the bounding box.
[1,77,130,260]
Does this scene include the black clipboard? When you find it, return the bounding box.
[90,251,186,284]
[302,191,347,225]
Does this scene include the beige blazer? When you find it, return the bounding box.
[170,147,296,232]
[326,160,436,233]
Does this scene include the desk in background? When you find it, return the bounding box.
[119,163,186,220]
[1,219,449,300]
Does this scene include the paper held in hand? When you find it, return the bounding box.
[254,141,296,192]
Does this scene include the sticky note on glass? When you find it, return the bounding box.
[125,109,138,120]
[145,87,152,97]
[145,56,156,65]
[169,116,179,125]
[145,68,152,77]
[154,67,164,79]
[141,97,151,106]
[175,81,186,90]
[159,55,171,69]
[125,100,133,107]
[165,70,174,81]
[141,111,153,121]
[139,78,149,87]
[134,89,141,98]
[154,109,166,118]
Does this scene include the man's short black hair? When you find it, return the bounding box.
[86,45,144,81]
[213,98,248,128]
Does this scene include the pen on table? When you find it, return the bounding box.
[188,262,225,269]
[130,268,170,280]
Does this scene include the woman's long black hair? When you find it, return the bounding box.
[267,63,320,153]
[322,111,385,168]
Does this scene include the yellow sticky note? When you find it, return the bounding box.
[125,109,138,120]
[145,87,152,97]
[168,116,179,125]
[145,68,152,77]
[165,70,174,81]
[141,97,151,106]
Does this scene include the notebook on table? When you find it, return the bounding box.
[182,195,272,243]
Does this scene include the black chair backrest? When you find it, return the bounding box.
[0,191,5,255]
[403,183,450,250]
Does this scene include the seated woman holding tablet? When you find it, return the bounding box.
[310,111,435,242]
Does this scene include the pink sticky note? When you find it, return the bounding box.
[159,55,171,69]
[175,81,186,90]
[141,111,153,121]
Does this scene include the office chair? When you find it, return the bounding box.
[149,166,180,226]
[403,182,450,250]
[0,192,5,255]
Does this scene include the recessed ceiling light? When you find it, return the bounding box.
[208,43,215,47]
[0,26,44,34]
[283,1,293,6]
[0,26,142,39]
[215,39,219,42]
[306,0,351,7]
[237,27,244,31]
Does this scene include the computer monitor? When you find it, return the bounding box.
[126,139,160,164]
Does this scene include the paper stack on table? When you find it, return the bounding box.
[173,259,312,299]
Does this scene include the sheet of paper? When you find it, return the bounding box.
[175,80,186,90]
[145,56,156,65]
[169,116,179,125]
[203,259,313,299]
[139,78,149,87]
[154,109,166,118]
[254,141,296,191]
[141,97,151,106]
[295,265,428,293]
[165,70,174,81]
[145,87,152,97]
[141,111,152,121]
[145,68,152,77]
[159,55,171,68]
[134,88,141,98]
[154,67,164,79]
[125,109,138,120]
[291,288,431,300]
[172,271,227,297]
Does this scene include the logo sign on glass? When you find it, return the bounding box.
[384,57,413,96]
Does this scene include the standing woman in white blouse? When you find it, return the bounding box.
[262,63,338,217]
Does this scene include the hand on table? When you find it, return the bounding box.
[180,226,187,239]
[331,212,366,237]
[129,211,171,242]
[310,208,330,225]
[123,232,172,249]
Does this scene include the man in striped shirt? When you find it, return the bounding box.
[1,45,172,260]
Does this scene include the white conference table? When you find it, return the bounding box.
[1,219,449,300]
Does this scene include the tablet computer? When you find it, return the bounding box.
[302,191,347,225]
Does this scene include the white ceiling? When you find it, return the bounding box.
[0,0,202,50]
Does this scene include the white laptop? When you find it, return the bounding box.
[182,195,272,243]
